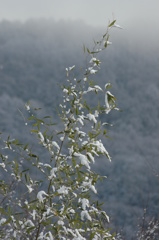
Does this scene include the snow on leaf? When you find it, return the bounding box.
[83,85,102,95]
[49,167,57,179]
[113,23,123,29]
[74,229,86,240]
[91,140,111,161]
[74,152,90,169]
[46,231,54,240]
[105,83,111,90]
[69,65,75,71]
[87,152,95,163]
[24,219,35,227]
[57,185,69,195]
[57,220,64,226]
[81,210,92,221]
[38,132,45,143]
[101,211,110,222]
[88,67,97,74]
[26,184,34,193]
[63,88,68,94]
[25,103,30,111]
[77,116,84,126]
[79,198,89,210]
[0,218,6,226]
[94,85,103,91]
[31,210,36,220]
[90,57,97,63]
[52,141,60,150]
[87,113,97,124]
[67,228,76,237]
[37,191,48,203]
[106,41,112,45]
[82,179,97,194]
[105,92,109,109]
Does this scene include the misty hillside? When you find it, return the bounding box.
[0,19,159,237]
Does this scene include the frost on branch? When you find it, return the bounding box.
[0,19,120,239]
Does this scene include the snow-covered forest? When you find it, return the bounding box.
[0,19,159,238]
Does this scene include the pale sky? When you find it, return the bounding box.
[0,0,158,27]
[0,0,159,50]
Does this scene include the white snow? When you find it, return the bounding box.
[25,103,30,111]
[83,85,102,94]
[69,65,75,71]
[79,198,89,210]
[52,141,60,150]
[87,113,97,124]
[90,57,97,63]
[105,83,111,90]
[38,132,45,143]
[94,85,103,91]
[37,190,48,203]
[24,219,34,227]
[81,210,92,221]
[26,184,34,193]
[113,23,123,29]
[106,41,112,45]
[57,220,64,226]
[74,229,86,240]
[88,67,97,74]
[105,92,109,109]
[57,185,69,195]
[49,167,57,179]
[74,152,90,169]
[83,179,97,194]
[63,88,68,94]
[31,210,36,220]
[87,152,95,163]
[0,218,6,226]
[91,140,111,161]
[77,117,84,126]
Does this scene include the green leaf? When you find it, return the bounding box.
[87,48,90,53]
[28,116,35,121]
[28,153,37,158]
[83,44,85,53]
[31,129,39,134]
[14,158,18,175]
[108,20,116,28]
[103,129,107,136]
[76,106,78,115]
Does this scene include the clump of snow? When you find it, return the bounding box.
[87,152,94,163]
[58,220,64,226]
[49,167,57,179]
[0,218,6,226]
[38,132,45,143]
[74,152,90,169]
[88,67,97,74]
[79,198,89,210]
[25,103,30,111]
[82,178,97,194]
[26,184,34,193]
[57,185,69,195]
[87,113,97,124]
[81,210,92,221]
[37,191,48,203]
[83,85,102,94]
[52,141,60,150]
[91,140,111,161]
[69,65,75,71]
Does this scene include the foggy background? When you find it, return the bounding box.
[0,1,159,238]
